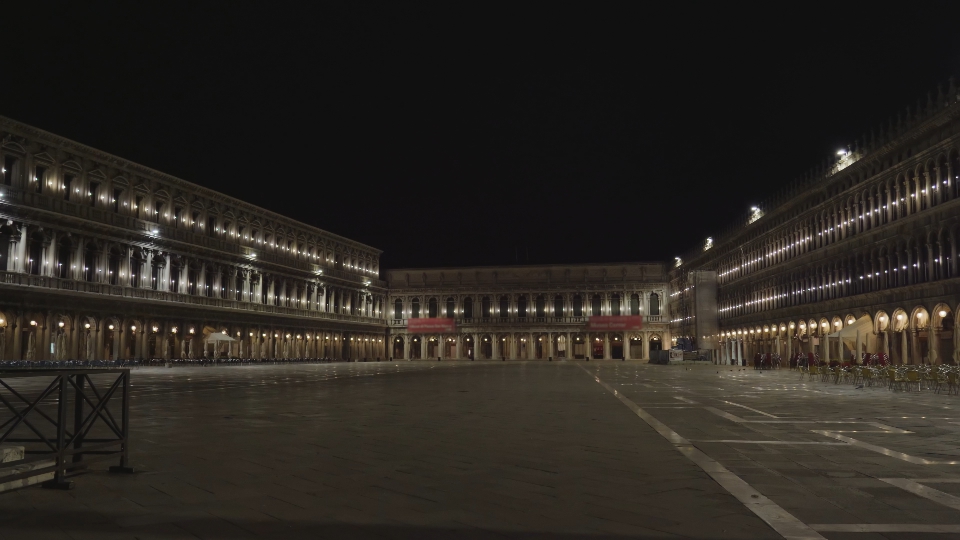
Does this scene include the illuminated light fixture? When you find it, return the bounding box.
[897,314,904,321]
[940,310,948,317]
[58,321,64,328]
[30,320,37,326]
[84,323,91,329]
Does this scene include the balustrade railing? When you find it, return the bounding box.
[0,271,383,325]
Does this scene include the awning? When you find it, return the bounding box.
[203,332,236,343]
[826,315,871,342]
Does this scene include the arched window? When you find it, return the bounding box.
[481,296,491,318]
[591,294,602,316]
[205,267,215,297]
[27,231,43,275]
[411,298,420,318]
[499,296,509,317]
[611,294,621,316]
[463,297,473,318]
[554,295,564,317]
[83,243,97,282]
[517,296,527,318]
[108,247,122,285]
[573,294,583,317]
[535,295,545,318]
[650,293,660,315]
[58,238,72,279]
[188,267,199,295]
[630,293,640,315]
[394,298,402,319]
[428,298,438,318]
[446,297,455,318]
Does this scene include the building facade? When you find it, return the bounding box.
[5,80,960,366]
[385,264,669,360]
[671,81,960,365]
[0,116,389,362]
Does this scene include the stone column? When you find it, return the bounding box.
[603,333,611,360]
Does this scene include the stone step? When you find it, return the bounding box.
[0,445,24,464]
[0,459,56,493]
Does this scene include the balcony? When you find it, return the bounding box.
[0,271,385,326]
[7,189,387,287]
[389,315,663,327]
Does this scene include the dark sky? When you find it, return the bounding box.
[3,4,960,271]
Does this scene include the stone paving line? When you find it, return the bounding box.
[583,363,960,539]
[4,362,960,538]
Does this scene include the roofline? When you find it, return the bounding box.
[0,115,382,255]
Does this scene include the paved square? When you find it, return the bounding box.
[5,362,960,539]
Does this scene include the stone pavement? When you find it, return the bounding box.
[3,362,960,539]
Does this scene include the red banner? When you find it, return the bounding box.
[407,318,457,333]
[587,315,643,331]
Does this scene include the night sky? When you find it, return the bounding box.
[3,4,960,272]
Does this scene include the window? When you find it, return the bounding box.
[650,293,660,315]
[205,269,215,297]
[592,294,602,316]
[573,295,583,317]
[154,201,163,220]
[535,295,545,318]
[612,294,620,316]
[554,295,564,317]
[446,297,455,318]
[151,265,161,290]
[57,239,71,279]
[429,298,438,318]
[135,195,143,217]
[411,298,420,318]
[113,189,122,212]
[89,182,100,207]
[481,297,491,318]
[64,175,74,201]
[207,216,217,236]
[518,296,527,318]
[3,156,15,185]
[174,207,183,227]
[34,165,46,194]
[499,296,509,317]
[394,299,403,319]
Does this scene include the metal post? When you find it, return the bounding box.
[42,373,73,489]
[72,374,85,466]
[109,370,135,474]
